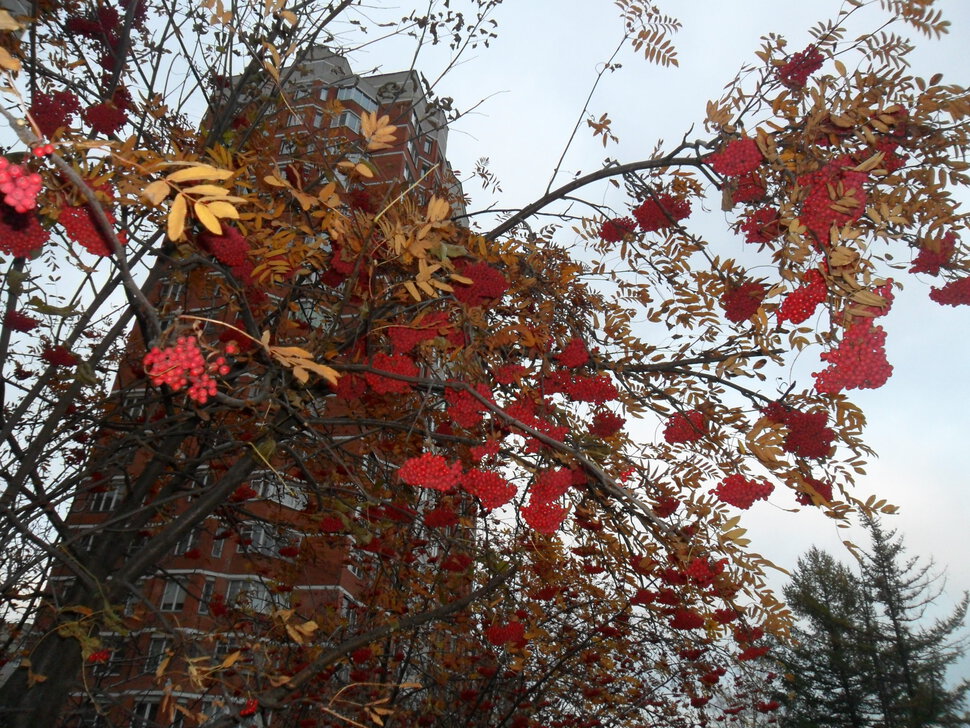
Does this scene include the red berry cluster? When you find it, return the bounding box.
[652,495,679,518]
[556,336,589,368]
[708,137,763,178]
[201,226,250,267]
[86,649,111,664]
[684,557,724,586]
[599,216,637,242]
[387,312,451,354]
[777,269,826,324]
[740,645,771,661]
[713,474,773,510]
[469,439,500,463]
[531,468,572,503]
[423,504,459,528]
[663,410,707,444]
[929,277,970,307]
[669,608,704,630]
[493,363,528,385]
[398,452,461,492]
[143,335,230,404]
[814,320,893,393]
[562,373,618,403]
[33,144,56,158]
[732,173,766,205]
[796,476,833,506]
[82,102,128,136]
[452,260,509,306]
[720,281,766,323]
[588,409,625,438]
[739,207,781,244]
[778,408,835,459]
[462,468,516,510]
[798,158,868,244]
[239,698,258,717]
[4,310,40,333]
[30,90,81,138]
[446,383,493,429]
[520,498,568,534]
[911,232,956,276]
[0,158,43,214]
[778,46,824,89]
[59,204,127,256]
[485,621,526,647]
[632,193,691,233]
[364,352,418,394]
[0,204,50,258]
[42,345,79,367]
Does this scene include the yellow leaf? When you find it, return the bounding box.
[219,651,242,669]
[833,59,847,76]
[426,196,450,223]
[264,174,288,187]
[165,165,233,183]
[280,9,297,24]
[360,111,398,151]
[206,200,239,219]
[168,193,187,241]
[355,162,373,179]
[0,10,21,31]
[142,180,169,206]
[0,47,21,72]
[404,280,422,301]
[194,201,222,234]
[180,184,232,196]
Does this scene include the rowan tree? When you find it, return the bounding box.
[0,0,968,726]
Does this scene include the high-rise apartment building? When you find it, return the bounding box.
[41,47,465,728]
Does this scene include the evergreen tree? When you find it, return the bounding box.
[780,520,970,728]
[860,517,970,728]
[781,548,877,727]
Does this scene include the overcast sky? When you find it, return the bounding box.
[350,0,970,645]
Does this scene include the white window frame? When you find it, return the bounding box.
[198,577,216,614]
[89,480,123,512]
[331,110,361,134]
[173,527,200,556]
[159,579,187,612]
[226,578,276,614]
[144,635,169,674]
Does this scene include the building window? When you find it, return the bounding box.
[173,527,200,556]
[144,636,169,674]
[132,700,184,728]
[250,471,306,511]
[279,139,297,156]
[240,521,301,559]
[336,86,377,113]
[89,481,123,512]
[91,636,123,677]
[423,137,433,155]
[211,532,226,559]
[157,278,185,306]
[159,579,187,612]
[198,577,215,615]
[331,110,361,134]
[226,579,275,614]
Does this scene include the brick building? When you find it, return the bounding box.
[44,47,465,728]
